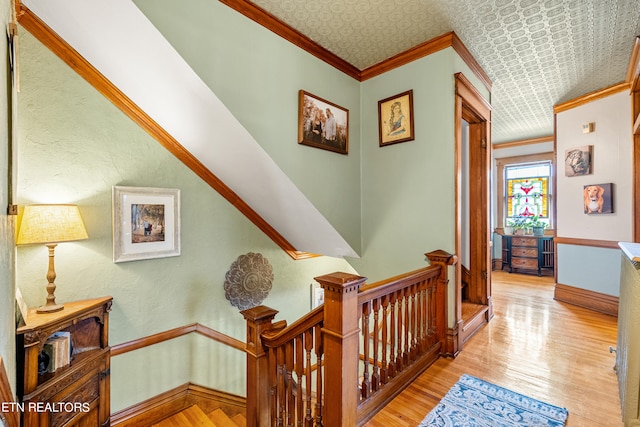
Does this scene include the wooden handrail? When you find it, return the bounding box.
[245,250,455,426]
[358,265,442,303]
[261,306,323,348]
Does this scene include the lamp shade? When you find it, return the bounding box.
[17,204,89,245]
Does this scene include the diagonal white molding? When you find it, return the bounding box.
[23,0,358,258]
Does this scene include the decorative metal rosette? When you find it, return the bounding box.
[224,252,274,310]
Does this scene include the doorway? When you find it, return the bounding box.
[454,73,492,354]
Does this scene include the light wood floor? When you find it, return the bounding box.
[364,270,621,426]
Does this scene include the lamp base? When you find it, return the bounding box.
[37,303,64,314]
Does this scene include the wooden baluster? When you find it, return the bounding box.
[270,348,279,426]
[403,288,410,366]
[285,340,294,427]
[419,280,427,352]
[277,346,286,427]
[409,285,417,360]
[314,324,324,427]
[396,291,404,372]
[388,292,397,378]
[295,335,304,427]
[372,298,380,392]
[380,294,389,384]
[428,278,437,347]
[361,300,371,399]
[304,329,314,427]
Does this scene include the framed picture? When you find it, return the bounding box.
[15,287,28,327]
[584,183,613,214]
[112,186,181,262]
[565,145,593,176]
[310,282,324,309]
[378,90,414,146]
[298,90,349,155]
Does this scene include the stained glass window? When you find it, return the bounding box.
[505,162,551,223]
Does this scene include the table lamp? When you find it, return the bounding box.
[16,204,89,313]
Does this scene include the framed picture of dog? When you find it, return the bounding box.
[583,183,613,214]
[565,145,592,177]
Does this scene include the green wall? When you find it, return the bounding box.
[15,29,356,412]
[353,50,489,282]
[13,0,491,414]
[134,0,363,255]
[0,0,16,396]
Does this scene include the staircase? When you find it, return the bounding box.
[152,405,246,427]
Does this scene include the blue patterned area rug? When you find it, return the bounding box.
[419,374,568,426]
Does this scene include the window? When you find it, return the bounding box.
[496,153,555,229]
[505,162,551,226]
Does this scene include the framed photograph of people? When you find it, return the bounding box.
[112,186,181,263]
[298,90,349,155]
[378,90,414,146]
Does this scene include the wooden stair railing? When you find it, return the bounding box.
[243,250,456,427]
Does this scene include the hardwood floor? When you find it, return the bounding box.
[364,271,621,426]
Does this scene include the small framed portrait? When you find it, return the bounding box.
[298,90,349,155]
[583,183,613,214]
[378,90,414,146]
[565,145,593,177]
[112,186,181,262]
[310,282,324,309]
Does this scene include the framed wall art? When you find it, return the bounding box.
[112,186,181,262]
[298,90,349,155]
[310,282,324,309]
[565,145,593,176]
[378,89,414,146]
[583,183,613,214]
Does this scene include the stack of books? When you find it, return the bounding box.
[41,331,72,373]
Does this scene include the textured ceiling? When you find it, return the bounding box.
[250,0,640,143]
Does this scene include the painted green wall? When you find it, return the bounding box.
[354,50,458,281]
[134,0,363,255]
[15,29,356,412]
[0,0,16,396]
[13,0,492,413]
[353,49,489,281]
[352,49,489,326]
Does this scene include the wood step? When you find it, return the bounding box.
[207,408,241,427]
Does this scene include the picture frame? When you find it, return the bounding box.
[15,287,28,327]
[310,282,324,309]
[583,183,613,214]
[565,145,593,177]
[378,89,414,146]
[298,90,349,155]
[112,186,181,263]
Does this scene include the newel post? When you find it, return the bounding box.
[242,305,279,427]
[425,250,457,349]
[315,272,367,427]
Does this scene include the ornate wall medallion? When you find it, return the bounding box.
[224,252,274,310]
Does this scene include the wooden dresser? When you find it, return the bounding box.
[16,297,112,427]
[501,235,554,276]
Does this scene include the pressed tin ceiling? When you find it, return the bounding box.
[249,0,640,143]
